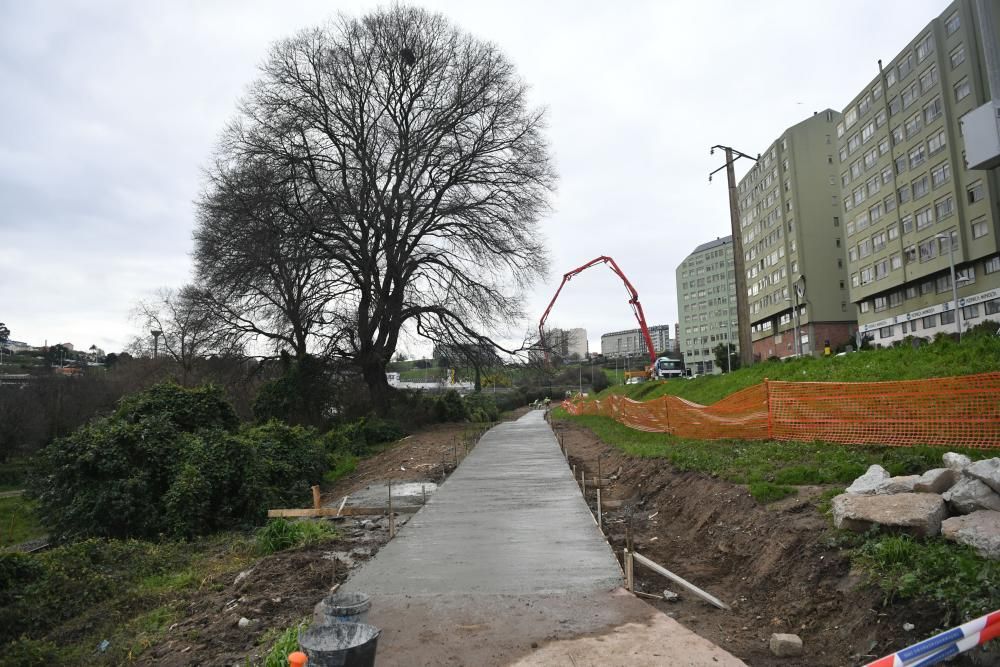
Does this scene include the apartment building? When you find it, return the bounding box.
[600,325,675,359]
[839,0,1000,345]
[676,237,737,374]
[737,111,858,360]
[542,327,589,360]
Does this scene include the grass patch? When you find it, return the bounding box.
[748,481,796,503]
[553,412,988,496]
[595,333,1000,405]
[254,519,338,556]
[259,618,310,667]
[852,534,1000,625]
[323,454,358,485]
[0,495,45,548]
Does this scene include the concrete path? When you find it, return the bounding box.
[342,410,744,665]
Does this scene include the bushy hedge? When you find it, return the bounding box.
[32,383,326,541]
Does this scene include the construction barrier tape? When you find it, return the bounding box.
[863,609,1000,667]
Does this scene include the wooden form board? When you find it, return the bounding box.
[267,506,421,518]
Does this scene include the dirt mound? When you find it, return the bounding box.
[554,420,978,666]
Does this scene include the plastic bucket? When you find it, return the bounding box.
[314,591,371,626]
[298,622,380,667]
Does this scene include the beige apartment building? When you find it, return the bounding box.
[737,112,858,360]
[839,0,1000,344]
[676,237,737,374]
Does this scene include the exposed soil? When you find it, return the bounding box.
[551,419,986,667]
[136,410,530,666]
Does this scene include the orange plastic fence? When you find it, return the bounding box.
[562,371,1000,449]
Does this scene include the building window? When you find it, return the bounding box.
[985,256,1000,274]
[882,165,894,185]
[986,298,1000,316]
[887,223,899,241]
[889,95,901,116]
[884,194,897,213]
[915,207,934,231]
[919,65,938,93]
[930,162,950,188]
[890,253,902,270]
[875,259,889,280]
[849,247,858,262]
[851,273,860,287]
[909,144,927,169]
[911,175,929,199]
[954,78,971,102]
[941,310,956,325]
[927,129,947,155]
[902,215,914,234]
[964,304,981,320]
[968,181,984,204]
[860,300,871,313]
[922,314,937,328]
[872,231,886,252]
[875,296,888,312]
[923,97,943,124]
[887,68,897,88]
[972,217,989,239]
[891,124,904,145]
[895,155,907,175]
[946,12,960,35]
[905,112,922,139]
[934,196,954,220]
[950,44,966,69]
[898,52,915,80]
[878,136,890,156]
[905,246,917,263]
[937,273,952,293]
[918,237,937,261]
[880,325,894,338]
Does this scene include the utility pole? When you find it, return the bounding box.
[710,145,757,368]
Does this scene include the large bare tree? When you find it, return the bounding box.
[196,6,554,412]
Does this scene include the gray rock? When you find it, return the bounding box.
[832,493,947,537]
[941,511,1000,560]
[875,475,920,495]
[237,616,251,629]
[943,452,972,471]
[846,464,890,495]
[769,633,803,657]
[943,478,1000,514]
[966,459,1000,494]
[913,468,959,494]
[662,589,679,602]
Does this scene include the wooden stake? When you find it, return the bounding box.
[581,469,585,494]
[311,485,322,510]
[631,551,730,610]
[336,496,348,517]
[388,481,395,539]
[624,548,634,592]
[597,488,602,531]
[421,484,426,504]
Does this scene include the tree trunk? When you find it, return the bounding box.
[474,364,481,392]
[361,358,392,416]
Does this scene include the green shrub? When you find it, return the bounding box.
[261,618,310,667]
[433,390,468,422]
[254,519,337,556]
[323,416,404,457]
[0,539,186,645]
[463,393,500,423]
[32,384,326,540]
[853,534,1000,625]
[253,355,335,428]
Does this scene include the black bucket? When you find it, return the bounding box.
[314,591,371,626]
[298,622,380,667]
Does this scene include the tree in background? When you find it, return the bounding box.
[713,343,740,372]
[194,6,554,413]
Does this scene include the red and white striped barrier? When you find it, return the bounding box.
[864,609,1000,667]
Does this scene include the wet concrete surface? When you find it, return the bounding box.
[345,410,621,595]
[340,481,438,509]
[341,410,744,665]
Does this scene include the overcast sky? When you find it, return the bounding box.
[1,0,951,355]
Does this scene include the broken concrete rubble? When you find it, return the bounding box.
[874,475,919,495]
[832,493,947,537]
[966,458,1000,495]
[769,633,803,657]
[845,464,890,495]
[942,452,972,472]
[942,477,1000,514]
[941,510,1000,560]
[912,468,958,494]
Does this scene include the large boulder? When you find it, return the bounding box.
[832,493,947,537]
[941,511,1000,560]
[913,468,959,494]
[966,458,1000,495]
[846,465,890,495]
[942,478,1000,514]
[943,452,972,472]
[875,475,920,495]
[769,633,803,657]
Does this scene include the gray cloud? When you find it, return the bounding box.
[0,0,947,354]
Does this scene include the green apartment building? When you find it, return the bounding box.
[737,112,857,360]
[676,236,737,374]
[839,0,1000,344]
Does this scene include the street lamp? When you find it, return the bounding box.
[934,232,963,341]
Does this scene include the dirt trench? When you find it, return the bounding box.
[552,419,979,667]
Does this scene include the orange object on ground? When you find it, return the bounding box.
[563,371,1000,449]
[288,650,307,667]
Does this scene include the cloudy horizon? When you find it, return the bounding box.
[1,0,952,357]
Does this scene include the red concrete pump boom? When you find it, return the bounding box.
[538,256,657,367]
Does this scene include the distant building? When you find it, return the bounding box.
[543,327,588,360]
[676,236,736,374]
[600,325,675,359]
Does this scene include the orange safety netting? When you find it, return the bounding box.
[562,371,1000,449]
